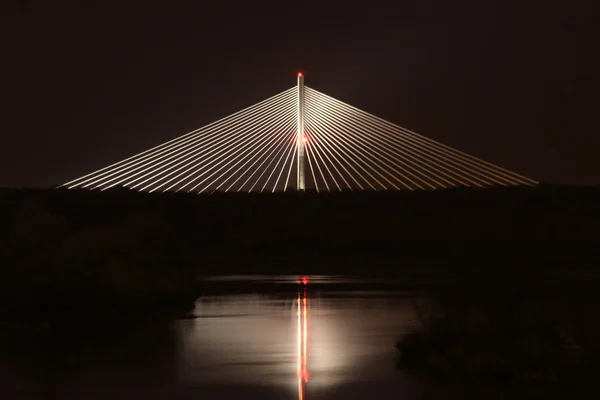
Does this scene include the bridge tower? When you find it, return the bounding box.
[297,72,305,191]
[61,72,538,192]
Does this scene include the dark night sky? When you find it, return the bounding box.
[2,0,597,187]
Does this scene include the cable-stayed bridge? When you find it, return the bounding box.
[62,73,537,193]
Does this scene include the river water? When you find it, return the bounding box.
[1,275,424,399]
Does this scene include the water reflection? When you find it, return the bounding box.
[0,275,421,399]
[179,275,419,399]
[298,280,309,400]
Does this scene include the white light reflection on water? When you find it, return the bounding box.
[176,276,419,399]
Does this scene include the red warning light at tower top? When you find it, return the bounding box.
[297,72,303,78]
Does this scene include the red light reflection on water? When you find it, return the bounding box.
[297,280,310,400]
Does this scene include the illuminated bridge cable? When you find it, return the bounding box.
[307,88,486,181]
[310,89,504,187]
[122,93,294,192]
[146,94,296,192]
[266,124,298,193]
[306,89,436,189]
[184,99,296,192]
[307,95,424,190]
[71,89,294,191]
[304,116,362,190]
[308,91,466,188]
[260,131,295,192]
[307,106,399,190]
[313,90,496,187]
[306,126,350,190]
[305,88,487,188]
[325,110,406,191]
[304,106,388,190]
[307,124,355,190]
[306,111,374,190]
[307,131,333,192]
[62,74,536,192]
[126,91,297,191]
[240,121,297,192]
[304,137,321,192]
[304,128,342,191]
[315,95,430,190]
[307,87,492,185]
[210,112,297,192]
[305,90,454,189]
[248,126,294,192]
[278,133,299,192]
[304,112,367,190]
[63,87,295,189]
[186,100,297,192]
[308,95,473,188]
[306,87,534,187]
[107,90,296,191]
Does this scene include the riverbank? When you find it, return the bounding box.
[1,184,599,330]
[395,269,600,398]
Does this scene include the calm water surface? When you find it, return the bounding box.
[1,275,424,399]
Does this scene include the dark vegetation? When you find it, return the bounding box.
[396,268,600,398]
[0,183,599,331]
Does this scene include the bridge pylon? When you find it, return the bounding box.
[297,72,305,191]
[60,73,538,193]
